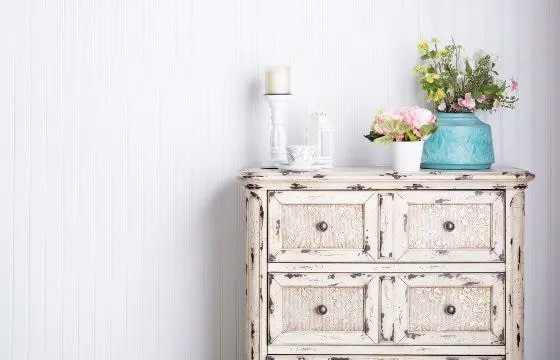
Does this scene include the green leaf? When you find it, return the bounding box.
[420,123,438,137]
[406,130,418,142]
[373,135,395,144]
[425,83,437,92]
[465,59,472,76]
[483,84,500,94]
[364,131,383,142]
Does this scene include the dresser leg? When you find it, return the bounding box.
[246,190,266,360]
[506,190,525,360]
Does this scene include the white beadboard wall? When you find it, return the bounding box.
[0,0,558,359]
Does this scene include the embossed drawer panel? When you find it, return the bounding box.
[268,357,505,360]
[379,191,504,262]
[268,273,378,345]
[268,191,377,262]
[380,273,505,345]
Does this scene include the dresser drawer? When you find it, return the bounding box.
[379,191,505,262]
[268,273,378,345]
[268,272,505,347]
[381,273,505,345]
[268,357,505,360]
[268,191,377,262]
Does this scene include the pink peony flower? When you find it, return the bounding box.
[458,93,476,110]
[407,107,434,136]
[510,78,518,91]
[477,95,486,103]
[374,121,386,135]
[409,107,436,128]
[376,107,413,130]
[371,106,436,140]
[385,106,411,122]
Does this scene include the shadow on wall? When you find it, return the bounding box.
[245,78,268,167]
[338,140,392,167]
[191,177,246,358]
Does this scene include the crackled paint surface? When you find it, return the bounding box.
[282,287,364,332]
[281,204,363,249]
[408,204,491,249]
[409,287,491,331]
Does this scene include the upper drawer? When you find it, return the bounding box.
[268,190,504,263]
[268,191,377,262]
[379,191,505,262]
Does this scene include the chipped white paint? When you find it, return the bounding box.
[388,273,505,345]
[268,357,506,360]
[268,191,377,262]
[380,191,505,262]
[267,345,506,356]
[269,273,377,345]
[239,167,533,360]
[245,190,266,360]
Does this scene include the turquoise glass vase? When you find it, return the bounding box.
[421,112,495,170]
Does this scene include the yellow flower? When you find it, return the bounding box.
[433,89,446,101]
[417,40,429,53]
[413,64,428,74]
[424,72,440,84]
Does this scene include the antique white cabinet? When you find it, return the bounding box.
[237,167,534,360]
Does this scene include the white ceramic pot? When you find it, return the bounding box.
[392,141,424,172]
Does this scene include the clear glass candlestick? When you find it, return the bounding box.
[307,105,333,168]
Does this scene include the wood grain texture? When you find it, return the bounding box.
[0,0,557,359]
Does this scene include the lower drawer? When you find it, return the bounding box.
[267,357,505,360]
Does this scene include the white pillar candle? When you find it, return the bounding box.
[265,66,291,95]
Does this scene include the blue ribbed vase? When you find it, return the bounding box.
[421,112,495,170]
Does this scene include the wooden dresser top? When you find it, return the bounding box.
[237,167,535,190]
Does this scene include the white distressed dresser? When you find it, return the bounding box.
[237,167,534,360]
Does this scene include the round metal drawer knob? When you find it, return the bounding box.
[316,305,328,315]
[445,305,457,315]
[317,221,329,232]
[443,221,456,232]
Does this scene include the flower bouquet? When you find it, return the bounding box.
[364,106,437,171]
[414,38,518,112]
[414,39,519,169]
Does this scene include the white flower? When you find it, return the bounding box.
[473,49,486,63]
[493,99,500,108]
[457,55,466,73]
[437,101,447,112]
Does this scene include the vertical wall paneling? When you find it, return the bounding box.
[0,1,558,359]
[550,1,560,357]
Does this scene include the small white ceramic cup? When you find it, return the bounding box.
[286,145,318,166]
